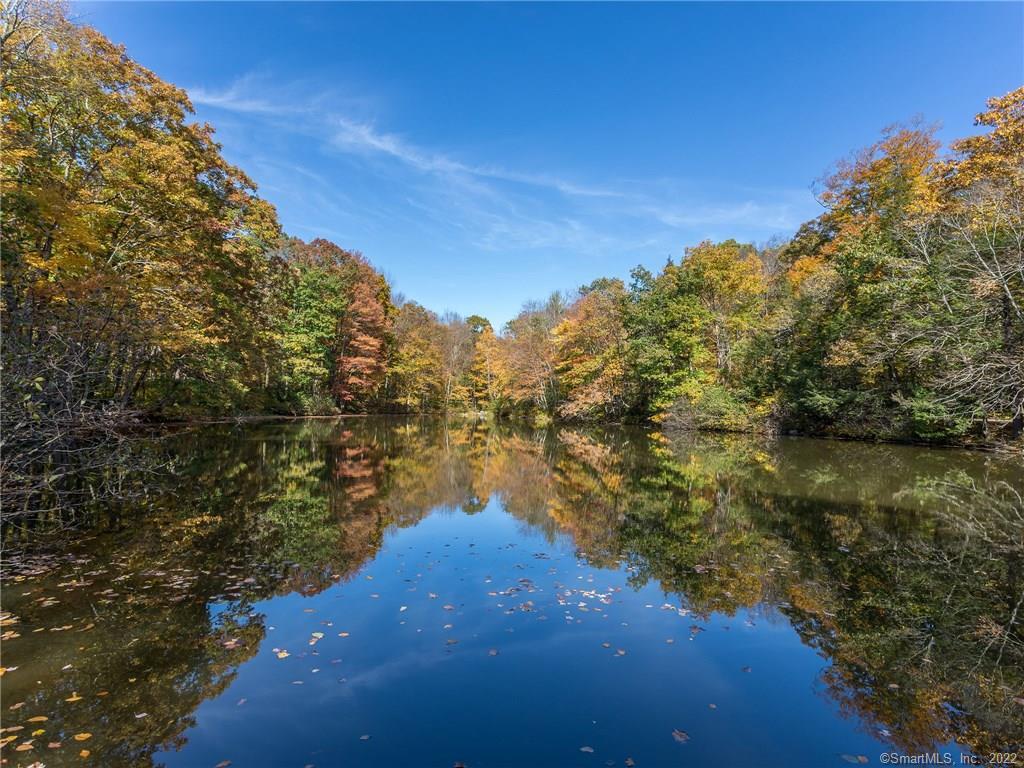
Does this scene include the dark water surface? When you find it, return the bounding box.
[2,418,1022,767]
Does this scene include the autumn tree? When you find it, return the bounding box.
[467,319,510,411]
[503,293,567,414]
[387,301,445,411]
[554,279,629,420]
[333,257,392,409]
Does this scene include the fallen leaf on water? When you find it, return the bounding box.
[236,698,247,706]
[65,692,83,702]
[615,649,626,656]
[32,729,45,737]
[580,746,594,753]
[73,733,92,741]
[80,749,90,758]
[15,742,34,751]
[359,734,370,741]
[446,639,459,645]
[276,651,289,659]
[215,761,232,768]
[671,729,689,744]
[26,717,47,723]
[47,742,61,749]
[399,606,408,612]
[339,632,350,638]
[625,759,635,767]
[601,642,611,648]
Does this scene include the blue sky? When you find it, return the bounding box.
[78,2,1022,327]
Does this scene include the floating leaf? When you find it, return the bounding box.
[359,734,371,741]
[65,692,83,702]
[671,729,689,744]
[580,746,594,753]
[73,733,92,741]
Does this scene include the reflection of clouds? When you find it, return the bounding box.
[323,644,455,698]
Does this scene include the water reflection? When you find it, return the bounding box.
[2,418,1021,765]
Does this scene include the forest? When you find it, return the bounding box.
[3,2,1022,461]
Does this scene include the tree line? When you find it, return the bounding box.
[2,2,1022,448]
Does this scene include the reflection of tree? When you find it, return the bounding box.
[2,419,1020,764]
[650,433,1024,756]
[535,427,1021,755]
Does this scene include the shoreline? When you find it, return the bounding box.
[140,411,1017,454]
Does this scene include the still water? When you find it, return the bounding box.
[2,418,1022,767]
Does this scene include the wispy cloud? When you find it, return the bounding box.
[186,75,816,312]
[191,81,618,199]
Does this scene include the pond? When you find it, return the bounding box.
[2,418,1022,767]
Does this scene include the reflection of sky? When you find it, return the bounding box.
[74,2,1023,327]
[163,502,967,768]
